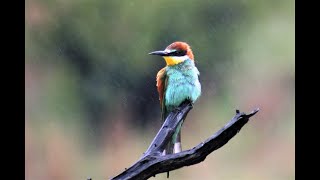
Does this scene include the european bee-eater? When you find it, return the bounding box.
[149,41,201,155]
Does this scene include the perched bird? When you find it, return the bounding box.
[149,41,201,155]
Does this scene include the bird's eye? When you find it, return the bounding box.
[171,50,186,56]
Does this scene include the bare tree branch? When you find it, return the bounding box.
[111,101,259,180]
[144,101,193,156]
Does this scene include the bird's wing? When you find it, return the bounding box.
[156,67,168,122]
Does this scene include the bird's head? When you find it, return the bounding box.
[149,41,194,66]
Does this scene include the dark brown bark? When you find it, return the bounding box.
[111,101,259,180]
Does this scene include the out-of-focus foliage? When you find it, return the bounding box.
[25,0,294,179]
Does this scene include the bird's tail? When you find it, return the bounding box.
[174,130,182,153]
[173,120,183,153]
[163,119,184,178]
[162,120,183,155]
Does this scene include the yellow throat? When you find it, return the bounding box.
[163,56,186,66]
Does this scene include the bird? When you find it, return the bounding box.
[149,41,201,155]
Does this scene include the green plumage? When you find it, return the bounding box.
[162,59,201,154]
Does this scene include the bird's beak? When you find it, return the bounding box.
[148,50,168,56]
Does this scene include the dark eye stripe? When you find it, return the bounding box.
[167,50,187,57]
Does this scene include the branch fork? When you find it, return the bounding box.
[111,101,259,180]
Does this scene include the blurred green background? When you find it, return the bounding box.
[25,0,294,179]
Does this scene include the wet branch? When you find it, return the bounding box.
[110,101,259,180]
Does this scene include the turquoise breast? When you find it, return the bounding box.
[164,59,201,112]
